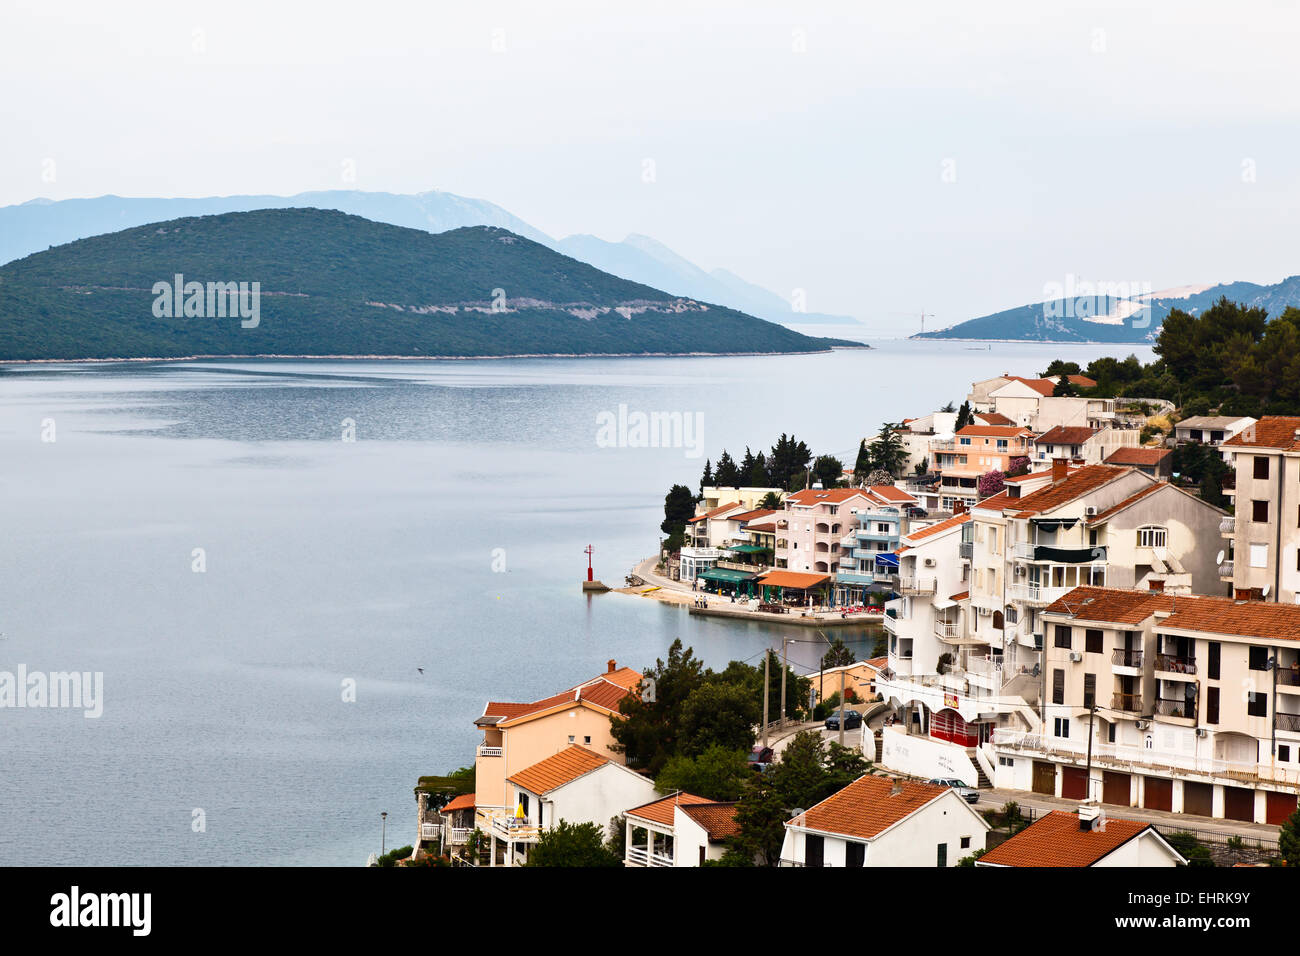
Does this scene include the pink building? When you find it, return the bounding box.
[776,488,875,574]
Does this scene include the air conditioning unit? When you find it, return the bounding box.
[1084,506,1097,516]
[1068,652,1082,663]
[924,557,936,568]
[1135,720,1149,730]
[1014,565,1026,576]
[1196,728,1208,738]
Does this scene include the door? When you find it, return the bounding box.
[1143,777,1172,812]
[1224,786,1255,823]
[1102,771,1131,807]
[1183,781,1213,817]
[1032,760,1056,795]
[1266,791,1298,826]
[1061,766,1088,800]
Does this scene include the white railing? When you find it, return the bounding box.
[990,730,1300,786]
[420,822,441,840]
[681,546,723,560]
[934,620,961,640]
[1012,542,1037,560]
[626,846,674,867]
[965,655,1004,680]
[477,745,503,757]
[491,815,542,840]
[899,575,936,594]
[1007,583,1070,606]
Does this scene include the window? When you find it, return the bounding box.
[1137,526,1167,548]
[1052,669,1065,705]
[936,843,947,867]
[998,756,1015,767]
[1207,686,1219,725]
[1085,629,1103,654]
[1053,716,1070,738]
[567,735,575,744]
[846,842,865,867]
[1054,625,1073,649]
[1248,692,1268,718]
[1249,646,1270,671]
[1281,745,1292,762]
[1250,543,1268,568]
[583,735,591,745]
[1254,456,1270,480]
[960,836,972,850]
[805,834,824,867]
[1253,499,1269,523]
[1208,642,1221,680]
[1107,723,1116,743]
[1083,674,1096,709]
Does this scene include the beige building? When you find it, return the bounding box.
[1031,425,1140,466]
[991,586,1300,825]
[1219,416,1300,603]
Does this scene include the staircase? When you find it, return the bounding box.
[966,749,993,789]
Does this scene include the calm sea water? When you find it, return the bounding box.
[0,338,1154,865]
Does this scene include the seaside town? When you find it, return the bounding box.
[399,364,1300,868]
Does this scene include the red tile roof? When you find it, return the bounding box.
[1104,447,1171,466]
[1035,426,1099,445]
[730,508,779,523]
[955,425,1034,438]
[787,488,871,505]
[1066,374,1098,388]
[679,802,741,842]
[440,793,475,814]
[508,745,611,795]
[1003,376,1056,396]
[867,484,917,503]
[687,501,743,523]
[1043,586,1176,625]
[975,412,1015,426]
[949,591,970,601]
[477,665,641,726]
[978,810,1157,867]
[794,775,954,841]
[746,522,776,532]
[903,513,971,542]
[1005,465,1128,516]
[1222,416,1300,451]
[1042,585,1300,641]
[626,792,715,827]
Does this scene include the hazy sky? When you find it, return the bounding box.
[5,1,1299,331]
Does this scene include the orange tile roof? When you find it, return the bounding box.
[440,793,475,814]
[794,775,951,841]
[1004,376,1056,396]
[687,501,743,523]
[978,810,1156,867]
[972,490,1012,510]
[903,513,971,542]
[955,425,1033,438]
[867,484,917,503]
[1035,426,1099,445]
[1104,446,1171,466]
[507,745,611,795]
[976,412,1015,426]
[1005,464,1128,516]
[747,522,776,532]
[479,665,641,726]
[758,570,830,589]
[626,792,715,827]
[1067,374,1097,388]
[1004,470,1054,484]
[1043,586,1175,625]
[730,508,779,523]
[949,591,970,601]
[787,488,871,505]
[1222,416,1300,451]
[1161,596,1300,641]
[589,667,643,691]
[864,656,889,670]
[679,803,741,842]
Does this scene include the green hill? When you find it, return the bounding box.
[0,208,857,360]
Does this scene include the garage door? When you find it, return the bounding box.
[1143,777,1172,812]
[1224,786,1255,823]
[1032,761,1056,795]
[1062,766,1088,800]
[1102,771,1131,806]
[1266,791,1298,826]
[1183,781,1213,818]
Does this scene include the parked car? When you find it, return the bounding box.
[905,505,928,517]
[824,709,862,730]
[929,777,979,803]
[748,744,775,772]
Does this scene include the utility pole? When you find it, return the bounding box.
[1084,703,1098,801]
[762,650,770,748]
[780,638,789,729]
[839,665,846,748]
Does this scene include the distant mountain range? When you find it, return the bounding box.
[914,277,1300,343]
[0,208,858,361]
[0,191,860,328]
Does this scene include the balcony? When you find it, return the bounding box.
[1277,713,1300,734]
[1111,648,1143,670]
[1277,668,1300,689]
[933,620,961,641]
[626,846,674,867]
[1014,543,1107,564]
[1007,583,1071,606]
[477,745,503,757]
[1219,560,1234,579]
[1154,654,1197,676]
[899,575,936,594]
[491,815,542,842]
[681,546,723,560]
[959,541,973,559]
[1154,697,1197,721]
[1220,516,1235,535]
[1111,692,1143,712]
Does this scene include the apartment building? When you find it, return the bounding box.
[885,513,973,678]
[1219,416,1300,603]
[990,586,1300,825]
[775,488,876,574]
[1174,415,1256,446]
[834,485,919,602]
[1031,425,1140,466]
[680,501,749,581]
[931,425,1034,511]
[979,377,1116,432]
[890,411,957,474]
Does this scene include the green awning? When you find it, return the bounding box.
[725,544,768,554]
[698,568,758,583]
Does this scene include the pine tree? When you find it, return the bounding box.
[715,450,741,487]
[955,401,972,431]
[699,459,714,497]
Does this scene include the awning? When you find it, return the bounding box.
[698,568,758,584]
[725,544,768,554]
[1031,517,1079,531]
[932,597,957,610]
[757,571,830,589]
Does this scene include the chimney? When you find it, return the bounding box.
[890,778,905,796]
[607,659,617,674]
[953,500,968,516]
[1051,457,1069,484]
[1078,801,1102,832]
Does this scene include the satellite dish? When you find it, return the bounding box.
[1215,550,1225,565]
[1262,585,1272,598]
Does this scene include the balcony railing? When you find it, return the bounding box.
[1219,516,1235,535]
[1154,697,1197,720]
[899,576,936,594]
[477,745,503,757]
[1219,560,1234,578]
[1007,583,1070,606]
[1111,692,1143,712]
[933,620,961,641]
[1111,648,1143,669]
[626,846,674,867]
[959,541,973,558]
[1276,713,1300,733]
[1154,654,1197,675]
[1277,668,1300,687]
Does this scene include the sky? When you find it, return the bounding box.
[4,0,1300,332]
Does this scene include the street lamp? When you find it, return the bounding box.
[381,811,388,856]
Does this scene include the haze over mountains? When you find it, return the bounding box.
[0,208,856,361]
[0,191,859,329]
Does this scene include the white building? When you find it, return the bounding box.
[623,792,739,867]
[976,805,1185,867]
[781,774,990,867]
